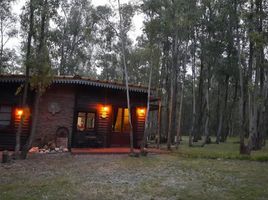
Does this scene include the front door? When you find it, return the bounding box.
[110,107,131,147]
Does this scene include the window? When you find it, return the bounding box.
[113,108,130,133]
[77,112,95,131]
[0,105,12,128]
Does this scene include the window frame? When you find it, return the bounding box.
[76,111,96,132]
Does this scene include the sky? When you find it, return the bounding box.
[7,0,144,49]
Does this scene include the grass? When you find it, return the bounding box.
[170,136,268,161]
[1,138,268,200]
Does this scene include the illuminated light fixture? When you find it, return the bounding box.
[101,106,109,119]
[137,108,146,116]
[103,106,109,112]
[16,109,24,118]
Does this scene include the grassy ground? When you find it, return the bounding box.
[172,137,268,161]
[1,138,268,200]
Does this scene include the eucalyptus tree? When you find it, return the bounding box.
[142,0,202,149]
[0,0,18,74]
[93,5,120,81]
[117,0,137,154]
[51,0,97,76]
[246,0,268,152]
[20,0,60,159]
[15,0,35,158]
[141,0,167,145]
[135,31,162,153]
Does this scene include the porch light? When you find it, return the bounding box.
[16,109,24,118]
[137,108,146,117]
[101,106,109,119]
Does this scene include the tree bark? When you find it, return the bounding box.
[117,0,134,154]
[236,3,248,154]
[189,31,197,146]
[157,100,161,149]
[201,73,210,147]
[21,0,49,159]
[141,54,153,154]
[160,38,170,143]
[176,42,188,149]
[15,0,34,159]
[21,89,41,159]
[167,29,179,150]
[216,75,229,143]
[194,54,204,142]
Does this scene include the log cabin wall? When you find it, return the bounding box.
[73,101,112,148]
[35,85,75,148]
[75,86,147,148]
[134,108,146,147]
[0,76,149,149]
[0,83,31,150]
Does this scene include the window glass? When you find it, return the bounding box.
[114,108,123,132]
[123,108,130,132]
[77,112,95,131]
[77,112,86,131]
[113,108,130,133]
[0,105,12,128]
[86,113,95,129]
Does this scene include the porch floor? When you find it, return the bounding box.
[71,148,169,155]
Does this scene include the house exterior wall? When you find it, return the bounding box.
[74,87,147,148]
[0,80,148,150]
[0,83,30,150]
[35,86,75,148]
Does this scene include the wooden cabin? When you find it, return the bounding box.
[0,75,148,150]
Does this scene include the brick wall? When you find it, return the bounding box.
[35,86,75,148]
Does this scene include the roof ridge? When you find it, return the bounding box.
[0,74,150,93]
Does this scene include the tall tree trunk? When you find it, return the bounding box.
[194,55,204,142]
[189,32,197,146]
[248,0,265,151]
[160,38,169,143]
[175,70,185,149]
[216,76,229,143]
[202,72,210,147]
[176,42,188,149]
[21,0,49,159]
[141,54,153,153]
[236,3,248,154]
[226,81,238,139]
[117,0,134,154]
[216,109,223,144]
[157,100,161,149]
[167,69,174,150]
[247,0,254,152]
[15,0,34,159]
[21,89,41,159]
[216,82,222,143]
[0,17,3,71]
[167,29,179,150]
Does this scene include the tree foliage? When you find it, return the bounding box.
[3,0,268,154]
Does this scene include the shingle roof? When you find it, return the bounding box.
[0,75,148,93]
